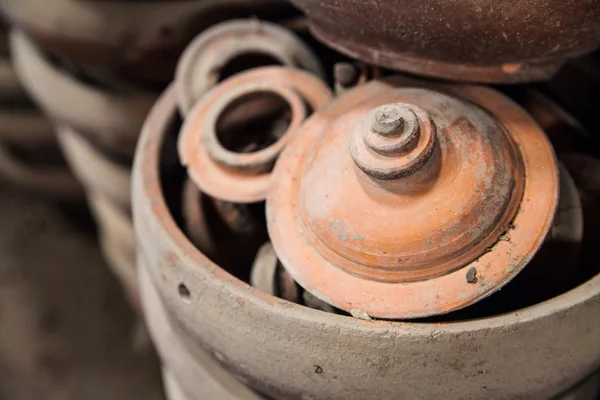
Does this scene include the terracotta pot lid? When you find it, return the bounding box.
[178,66,332,203]
[267,77,559,319]
[174,19,324,115]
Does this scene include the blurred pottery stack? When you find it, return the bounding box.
[0,0,295,308]
[0,18,81,199]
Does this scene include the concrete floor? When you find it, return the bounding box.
[0,179,164,400]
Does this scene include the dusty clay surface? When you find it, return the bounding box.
[0,178,164,400]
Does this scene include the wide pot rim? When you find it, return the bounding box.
[134,84,600,334]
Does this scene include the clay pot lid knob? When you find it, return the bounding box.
[349,103,436,180]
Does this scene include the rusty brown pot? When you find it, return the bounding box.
[290,0,600,83]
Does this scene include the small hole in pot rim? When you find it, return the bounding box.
[178,283,191,301]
